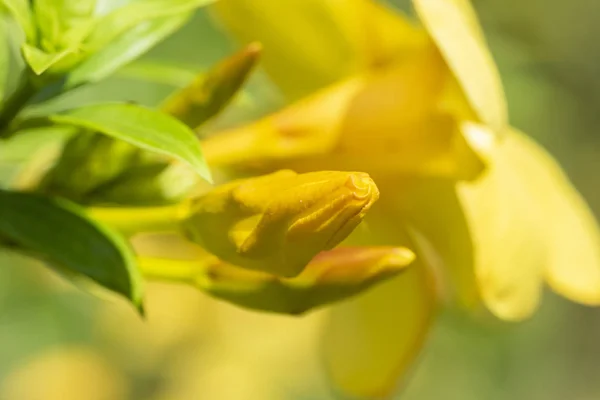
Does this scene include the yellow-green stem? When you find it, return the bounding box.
[137,257,205,284]
[88,203,190,237]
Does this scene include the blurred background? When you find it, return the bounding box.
[1,1,600,399]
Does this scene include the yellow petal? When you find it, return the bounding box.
[378,179,480,309]
[210,0,364,99]
[413,0,507,133]
[323,264,436,398]
[200,77,362,171]
[497,130,600,305]
[203,48,485,180]
[458,125,545,320]
[360,0,430,67]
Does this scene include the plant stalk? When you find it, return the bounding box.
[88,202,191,237]
[137,257,203,284]
[0,73,38,135]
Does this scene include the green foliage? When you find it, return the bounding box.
[50,103,212,181]
[0,190,143,310]
[0,0,256,310]
[84,0,216,53]
[20,43,77,75]
[0,0,36,41]
[66,13,191,88]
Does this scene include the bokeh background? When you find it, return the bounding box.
[1,1,600,399]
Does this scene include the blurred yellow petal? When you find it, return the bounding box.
[360,0,430,67]
[0,346,128,400]
[203,48,485,180]
[183,170,379,277]
[413,0,507,132]
[211,0,364,99]
[201,78,362,170]
[140,245,413,314]
[457,125,546,320]
[155,302,327,400]
[492,130,600,305]
[378,179,479,309]
[323,264,436,398]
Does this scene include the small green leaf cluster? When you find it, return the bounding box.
[0,0,256,312]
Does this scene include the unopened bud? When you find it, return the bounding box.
[182,170,379,277]
[178,246,413,314]
[161,43,262,129]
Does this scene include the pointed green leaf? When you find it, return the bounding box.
[21,43,76,75]
[0,189,143,309]
[31,0,62,48]
[32,0,96,52]
[1,0,36,41]
[66,13,191,89]
[161,43,261,128]
[49,103,212,182]
[85,0,217,51]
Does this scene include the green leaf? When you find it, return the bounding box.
[1,0,36,41]
[85,0,217,51]
[0,190,144,309]
[66,13,191,89]
[31,0,62,48]
[32,0,96,45]
[49,103,212,182]
[160,43,261,128]
[21,43,76,75]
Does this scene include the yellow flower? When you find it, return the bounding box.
[92,169,405,312]
[206,0,600,397]
[459,126,600,319]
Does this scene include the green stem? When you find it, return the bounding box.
[88,203,190,237]
[0,73,38,134]
[137,257,206,284]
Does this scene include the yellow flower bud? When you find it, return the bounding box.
[160,43,262,129]
[182,170,379,277]
[138,246,414,314]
